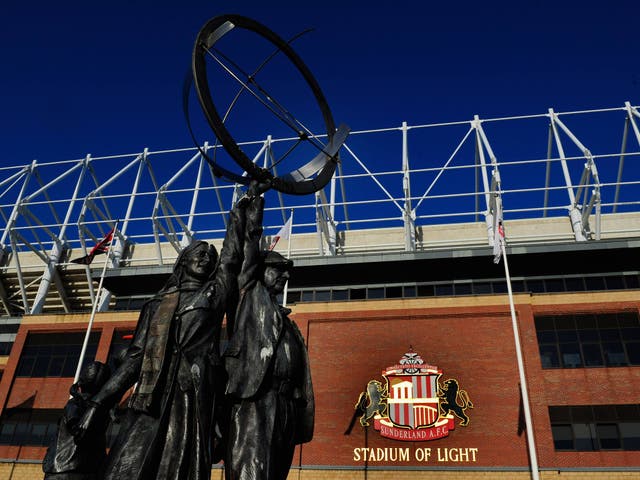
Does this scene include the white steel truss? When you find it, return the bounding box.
[0,103,639,314]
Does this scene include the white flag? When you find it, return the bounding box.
[269,215,292,251]
[493,197,505,264]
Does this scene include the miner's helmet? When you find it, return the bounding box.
[262,250,293,270]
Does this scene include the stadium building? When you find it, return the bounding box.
[0,104,638,479]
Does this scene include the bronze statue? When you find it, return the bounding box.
[43,361,111,480]
[223,184,314,480]
[74,189,252,480]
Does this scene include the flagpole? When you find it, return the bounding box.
[500,238,540,480]
[282,208,294,307]
[73,220,119,385]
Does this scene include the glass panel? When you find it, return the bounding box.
[491,281,508,293]
[472,282,491,294]
[582,343,604,367]
[600,329,620,341]
[549,406,571,422]
[435,284,453,296]
[0,423,16,444]
[545,278,564,292]
[537,331,556,343]
[564,277,585,292]
[552,424,574,450]
[453,283,472,295]
[300,291,314,302]
[527,279,545,293]
[539,345,560,368]
[605,276,625,290]
[620,422,640,450]
[403,286,416,297]
[559,343,582,368]
[573,423,595,451]
[602,342,626,366]
[314,290,330,302]
[625,275,640,289]
[385,286,403,298]
[557,330,578,342]
[416,285,434,297]
[535,317,555,331]
[585,277,605,291]
[367,288,384,299]
[330,289,348,301]
[578,329,599,342]
[32,356,51,377]
[626,342,640,365]
[350,288,366,300]
[596,423,621,449]
[286,291,301,303]
[16,357,35,377]
[621,327,640,340]
[510,280,526,292]
[571,406,594,422]
[28,423,47,446]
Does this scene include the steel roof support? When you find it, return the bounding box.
[30,158,89,313]
[315,189,336,255]
[548,109,601,240]
[402,122,416,251]
[615,102,640,212]
[473,116,501,246]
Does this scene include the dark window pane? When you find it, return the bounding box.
[385,286,403,298]
[585,277,606,291]
[552,425,574,450]
[535,317,555,331]
[0,423,16,444]
[48,356,65,376]
[555,316,575,330]
[549,406,571,422]
[331,289,348,301]
[582,343,604,367]
[603,342,626,366]
[350,288,366,300]
[559,343,582,368]
[605,276,625,290]
[572,406,594,422]
[573,423,596,451]
[616,405,640,420]
[300,291,314,302]
[537,331,556,343]
[16,357,35,376]
[545,278,564,292]
[287,291,301,304]
[473,282,491,294]
[578,329,599,342]
[315,290,330,302]
[593,405,617,421]
[564,277,585,292]
[539,345,560,368]
[626,342,640,365]
[597,424,621,449]
[403,286,416,297]
[435,284,453,296]
[32,357,51,377]
[491,281,508,293]
[620,422,640,450]
[557,330,578,342]
[625,275,640,289]
[527,279,545,293]
[621,327,640,340]
[367,288,384,299]
[417,285,434,297]
[510,280,525,292]
[600,329,620,341]
[454,283,472,295]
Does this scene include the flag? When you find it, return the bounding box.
[71,226,115,265]
[493,196,505,264]
[268,215,292,251]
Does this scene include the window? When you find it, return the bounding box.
[107,330,135,371]
[16,332,100,377]
[549,405,640,451]
[0,409,61,446]
[0,342,13,356]
[535,312,640,369]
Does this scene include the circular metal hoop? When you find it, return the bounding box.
[192,14,347,195]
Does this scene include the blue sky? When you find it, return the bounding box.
[1,1,638,166]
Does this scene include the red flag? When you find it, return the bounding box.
[71,226,115,265]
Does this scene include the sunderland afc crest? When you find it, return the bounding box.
[354,349,473,441]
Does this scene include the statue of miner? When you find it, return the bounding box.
[223,181,314,480]
[74,182,263,480]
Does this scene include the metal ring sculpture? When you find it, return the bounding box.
[191,14,349,195]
